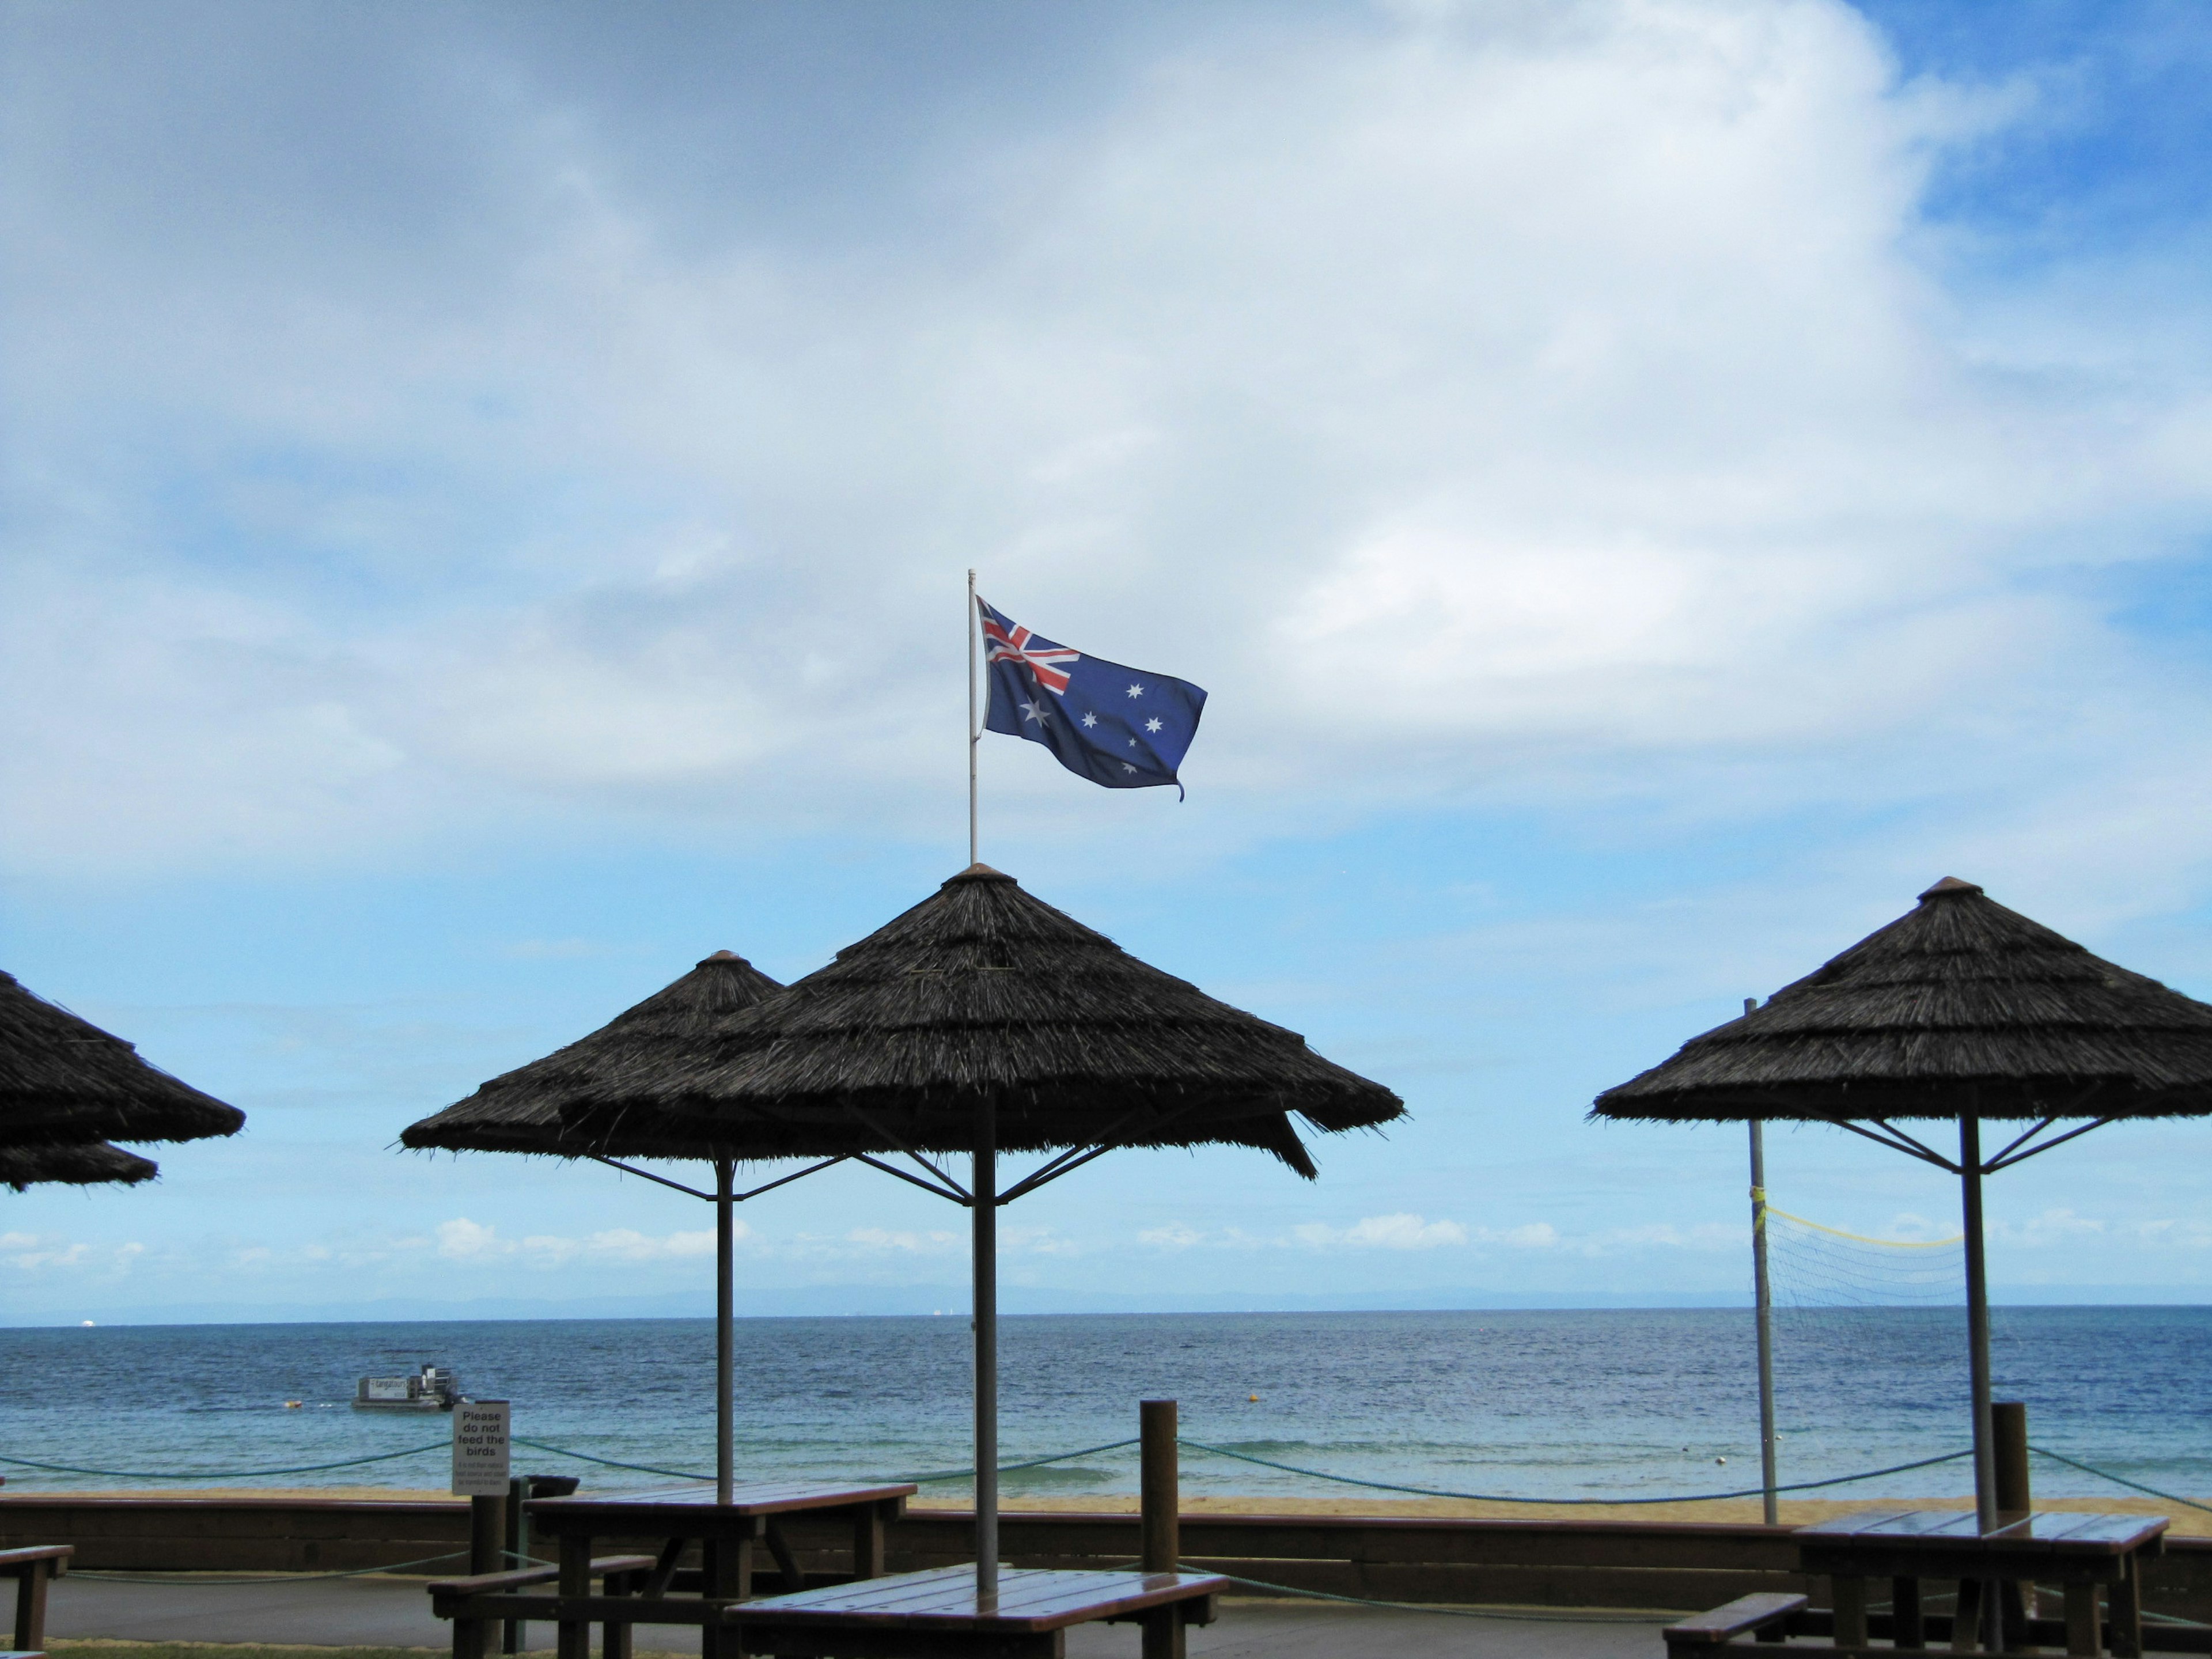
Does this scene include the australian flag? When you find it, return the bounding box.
[979,598,1207,796]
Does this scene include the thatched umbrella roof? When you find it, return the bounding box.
[1593,877,2212,1125]
[564,864,1404,1174]
[2,969,244,1147]
[1,1139,158,1192]
[402,951,785,1159]
[401,948,797,1509]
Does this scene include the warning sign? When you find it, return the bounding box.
[451,1399,511,1497]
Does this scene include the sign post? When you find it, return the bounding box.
[452,1402,512,1659]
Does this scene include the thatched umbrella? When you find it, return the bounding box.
[1593,877,2212,1536]
[402,950,845,1502]
[561,863,1404,1596]
[0,1139,158,1192]
[2,969,243,1147]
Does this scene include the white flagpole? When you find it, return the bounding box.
[967,568,979,868]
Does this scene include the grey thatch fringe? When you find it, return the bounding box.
[560,864,1403,1177]
[0,1139,158,1191]
[1,969,244,1147]
[402,951,785,1158]
[1594,877,2212,1123]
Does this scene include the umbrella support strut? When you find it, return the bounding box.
[973,1094,999,1603]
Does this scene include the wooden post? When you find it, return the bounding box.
[502,1476,528,1655]
[1141,1399,1183,1659]
[454,1494,505,1659]
[1993,1402,2030,1512]
[1993,1400,2033,1638]
[556,1532,592,1659]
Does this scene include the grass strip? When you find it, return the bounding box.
[50,1644,696,1659]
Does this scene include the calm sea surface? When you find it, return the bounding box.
[1,1308,2205,1502]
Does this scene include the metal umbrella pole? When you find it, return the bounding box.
[1960,1110,1995,1531]
[972,1093,999,1601]
[717,1157,736,1506]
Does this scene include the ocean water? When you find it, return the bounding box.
[0,1308,2206,1504]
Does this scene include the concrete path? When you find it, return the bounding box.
[48,1571,1672,1658]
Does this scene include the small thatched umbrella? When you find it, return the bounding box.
[1,1139,159,1192]
[2,969,244,1147]
[1593,877,2212,1535]
[402,950,845,1501]
[562,863,1404,1596]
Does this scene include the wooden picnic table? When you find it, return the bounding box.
[1794,1509,2169,1657]
[724,1563,1228,1659]
[429,1482,914,1659]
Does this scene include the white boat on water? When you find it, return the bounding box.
[352,1362,461,1412]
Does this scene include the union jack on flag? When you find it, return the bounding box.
[976,596,1207,796]
[982,614,1081,694]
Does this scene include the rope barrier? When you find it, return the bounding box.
[0,1444,449,1480]
[895,1437,1141,1484]
[1174,1439,1976,1504]
[2030,1446,2212,1518]
[510,1438,711,1482]
[10,1435,2200,1521]
[69,1549,473,1585]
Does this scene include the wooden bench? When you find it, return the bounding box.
[429,1554,656,1659]
[0,1545,69,1656]
[1664,1592,1810,1659]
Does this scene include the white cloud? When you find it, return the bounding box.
[1,1230,142,1274]
[827,1228,963,1257]
[1294,1213,1470,1250]
[3,0,2209,882]
[435,1217,728,1266]
[1139,1222,1205,1252]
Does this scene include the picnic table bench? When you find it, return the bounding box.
[725,1564,1228,1659]
[427,1483,914,1659]
[0,1543,69,1659]
[1796,1509,2168,1657]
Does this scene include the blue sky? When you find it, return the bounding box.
[6,0,2212,1324]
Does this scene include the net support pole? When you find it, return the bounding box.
[716,1156,735,1507]
[1749,1110,1778,1527]
[973,1092,999,1603]
[967,568,979,868]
